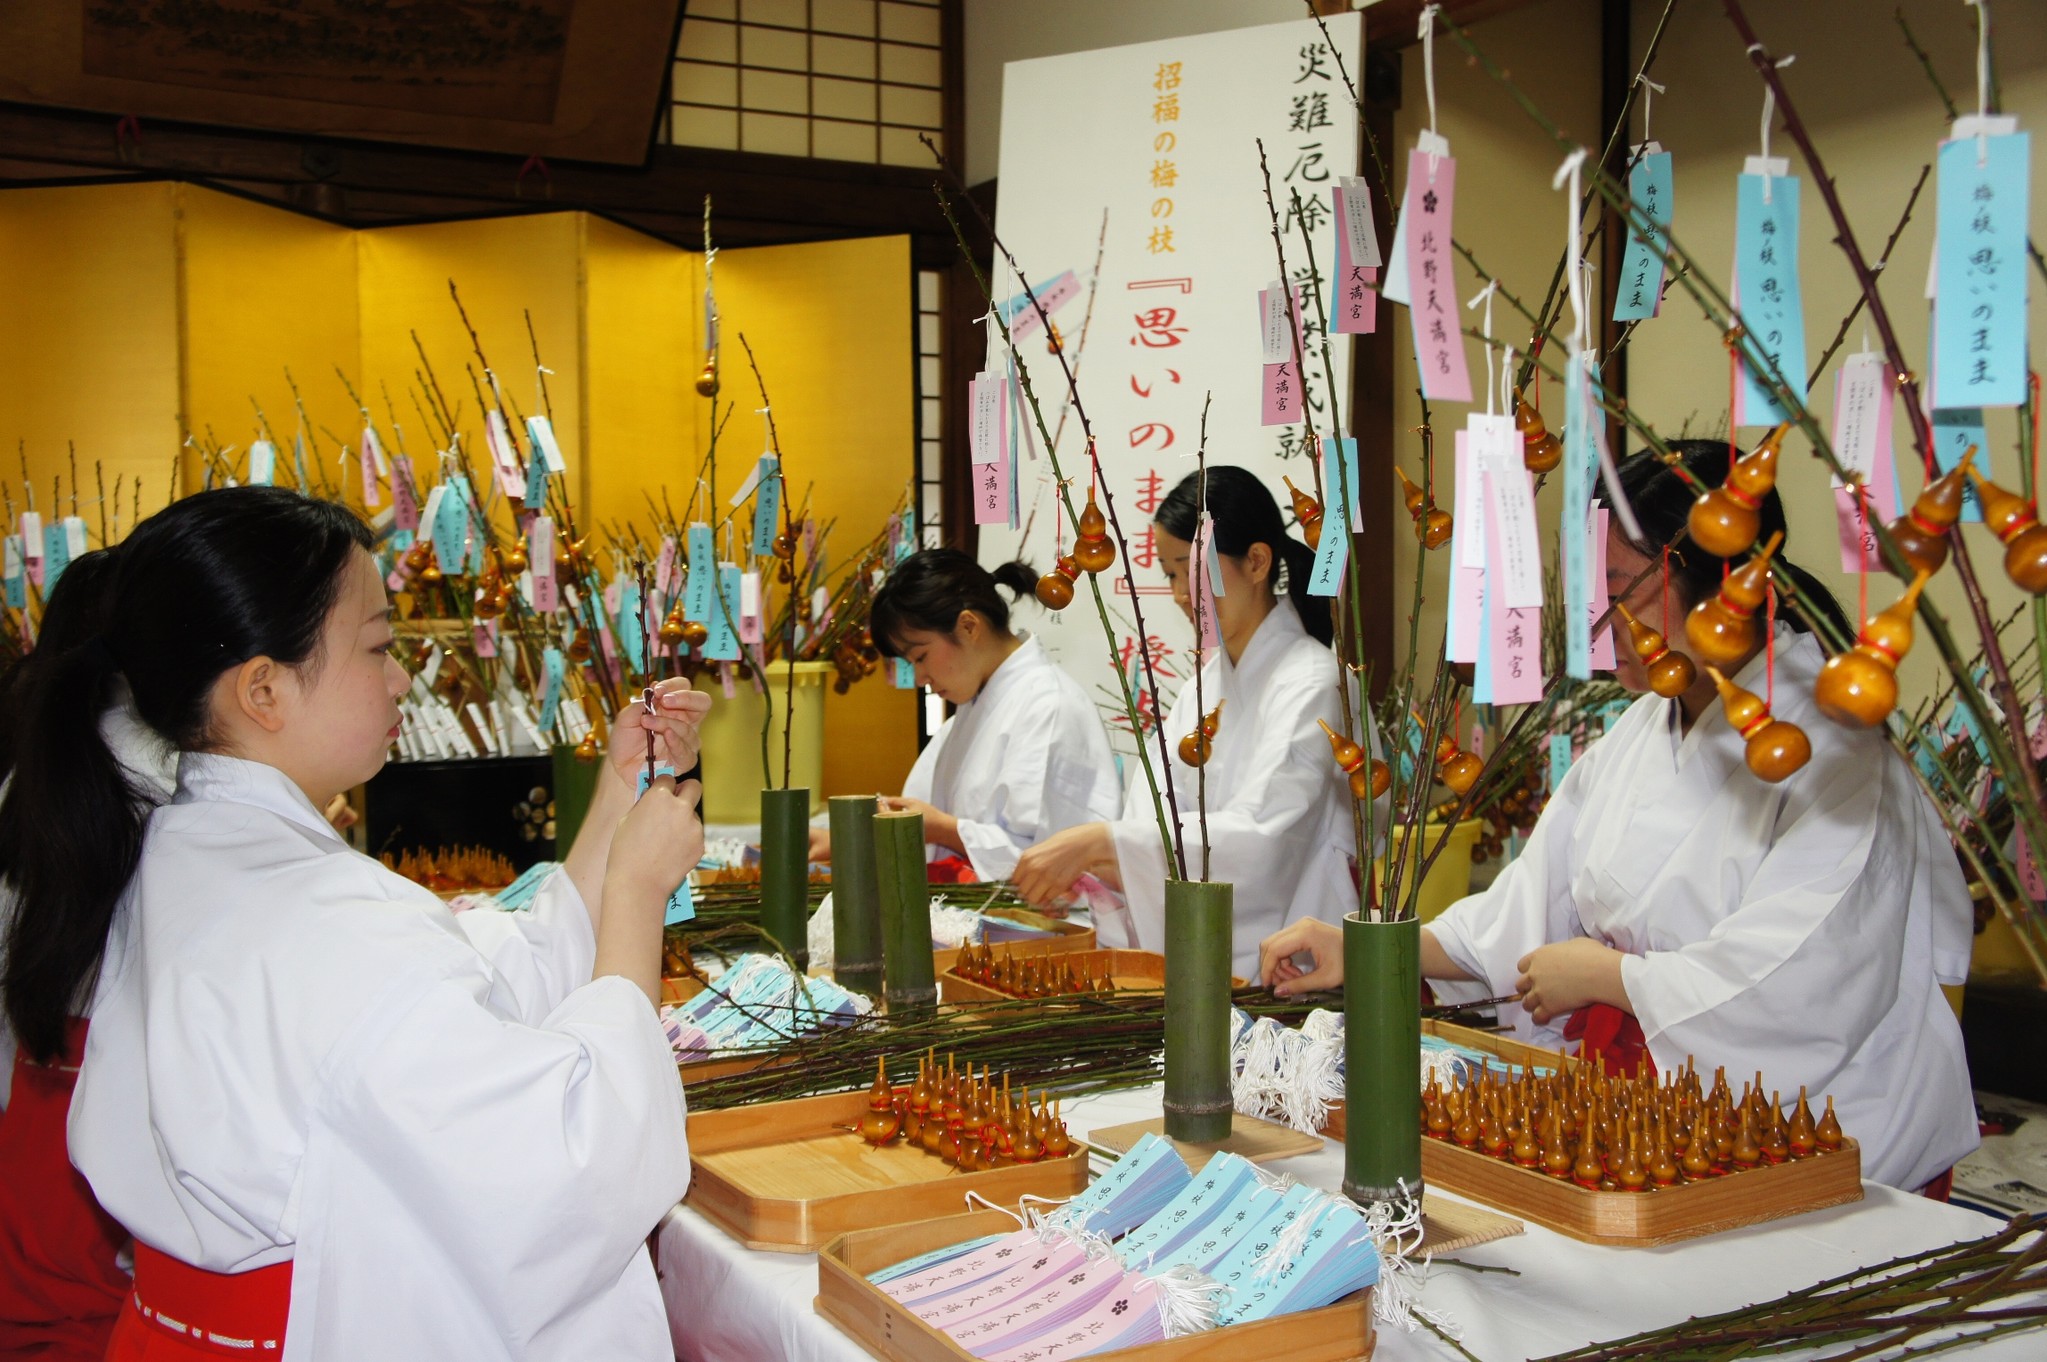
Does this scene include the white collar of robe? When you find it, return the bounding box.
[1225,593,1310,694]
[173,751,347,847]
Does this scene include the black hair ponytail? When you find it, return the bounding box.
[1597,439,1854,642]
[1156,465,1334,647]
[870,548,1036,658]
[0,486,372,1063]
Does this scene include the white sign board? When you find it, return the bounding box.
[981,11,1362,754]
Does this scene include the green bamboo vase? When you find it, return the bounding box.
[549,744,602,856]
[759,787,811,970]
[827,795,885,996]
[1163,879,1234,1143]
[874,810,936,1016]
[1342,913,1423,1205]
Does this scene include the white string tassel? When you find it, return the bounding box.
[1746,49,1797,203]
[1551,148,1591,353]
[1253,1196,1331,1281]
[1465,281,1501,416]
[1634,74,1666,145]
[962,1191,1027,1227]
[1418,4,1444,178]
[1358,1179,1464,1339]
[1967,0,1993,163]
[1150,1263,1225,1338]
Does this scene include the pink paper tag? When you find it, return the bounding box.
[1589,506,1616,669]
[1469,721,1486,759]
[970,373,1010,525]
[2020,830,2046,901]
[1261,360,1305,425]
[720,662,737,699]
[1404,148,1472,403]
[391,456,419,531]
[473,619,498,658]
[359,444,381,509]
[1834,485,1882,574]
[655,535,680,595]
[529,516,558,613]
[739,571,763,645]
[1189,516,1219,651]
[1332,186,1380,336]
[1484,471,1543,702]
[1007,270,1080,341]
[385,568,409,592]
[1448,434,1485,662]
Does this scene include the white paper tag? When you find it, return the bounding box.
[248,440,276,485]
[421,645,443,687]
[63,517,86,557]
[1474,414,1543,608]
[1831,352,1886,484]
[19,513,41,558]
[1337,175,1381,268]
[728,454,767,506]
[362,426,389,475]
[1740,155,1791,178]
[969,372,1003,465]
[1260,281,1292,362]
[1456,432,1490,570]
[740,571,760,618]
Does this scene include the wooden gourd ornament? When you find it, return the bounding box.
[1283,476,1324,551]
[1071,489,1117,574]
[695,346,720,398]
[1316,718,1391,801]
[1687,424,1788,558]
[1434,734,1485,795]
[1393,466,1454,549]
[1965,465,2047,595]
[1685,531,1782,669]
[1812,570,1929,728]
[1178,700,1225,767]
[1613,601,1698,698]
[1515,391,1564,474]
[1705,664,1811,782]
[1885,447,1974,579]
[1035,554,1081,609]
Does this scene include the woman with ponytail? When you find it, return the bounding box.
[816,548,1117,880]
[1261,441,1975,1195]
[5,486,710,1360]
[1014,467,1381,981]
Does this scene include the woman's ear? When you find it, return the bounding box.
[1244,541,1275,592]
[231,656,290,734]
[953,610,980,645]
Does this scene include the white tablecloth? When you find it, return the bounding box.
[657,1084,2035,1361]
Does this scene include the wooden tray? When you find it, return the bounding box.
[932,919,1095,976]
[685,1092,1091,1252]
[940,949,1244,1006]
[1322,1022,1864,1246]
[816,1209,1376,1362]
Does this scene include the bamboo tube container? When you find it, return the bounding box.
[1163,880,1234,1143]
[874,810,936,1015]
[759,787,812,971]
[828,795,885,996]
[1342,913,1423,1205]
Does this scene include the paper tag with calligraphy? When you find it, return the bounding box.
[247,440,276,487]
[526,414,567,473]
[484,410,523,491]
[1732,162,1808,425]
[1829,353,1904,569]
[389,455,419,532]
[1933,122,2029,409]
[42,522,69,595]
[1446,431,1484,664]
[1403,146,1472,403]
[1261,360,1304,426]
[684,523,715,621]
[1472,414,1541,608]
[1259,281,1294,362]
[1589,507,1615,670]
[1562,352,1598,679]
[1483,469,1544,703]
[539,647,565,736]
[2,536,22,609]
[1330,184,1379,336]
[706,564,742,661]
[1381,131,1446,305]
[1004,269,1080,342]
[1613,145,1673,321]
[1306,446,1349,597]
[750,455,783,557]
[970,372,1011,523]
[357,444,381,509]
[739,570,763,645]
[1336,175,1382,268]
[1323,435,1362,532]
[1548,733,1573,792]
[529,516,559,613]
[473,618,498,660]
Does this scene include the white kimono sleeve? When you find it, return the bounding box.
[284,972,690,1361]
[1620,748,1899,1076]
[450,867,596,1024]
[955,695,1112,882]
[1425,744,1595,1044]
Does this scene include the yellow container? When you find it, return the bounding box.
[1371,819,1483,922]
[696,661,829,824]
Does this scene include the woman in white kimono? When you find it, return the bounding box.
[1260,442,1978,1193]
[810,549,1119,881]
[1,487,706,1361]
[1014,468,1380,982]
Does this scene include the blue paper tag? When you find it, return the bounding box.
[1472,570,1495,705]
[292,433,311,494]
[41,523,69,596]
[525,438,551,504]
[1562,354,1598,681]
[684,524,715,621]
[750,456,782,559]
[893,656,914,689]
[1548,733,1573,792]
[432,478,469,573]
[706,564,741,661]
[494,860,557,911]
[539,646,566,735]
[1614,150,1673,322]
[1733,172,1809,424]
[1305,439,1359,597]
[617,578,646,672]
[2,536,22,609]
[1934,131,2031,410]
[636,764,697,925]
[1932,408,1992,522]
